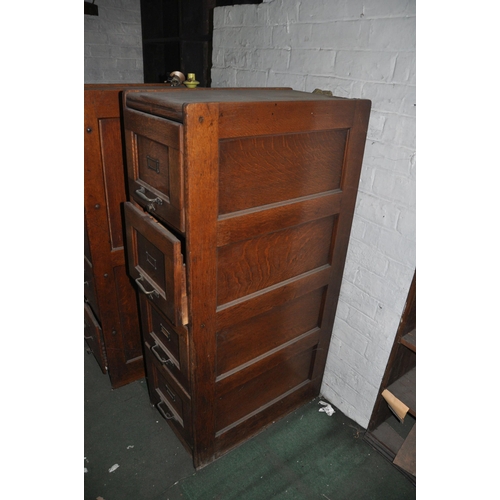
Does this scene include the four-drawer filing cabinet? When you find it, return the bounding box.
[121,88,371,468]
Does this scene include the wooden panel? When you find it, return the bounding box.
[124,106,185,232]
[216,216,335,306]
[124,201,186,326]
[85,85,151,389]
[183,102,220,468]
[215,346,315,432]
[150,304,181,364]
[217,191,342,248]
[216,287,325,376]
[140,292,190,391]
[145,349,193,450]
[216,265,331,331]
[136,135,171,196]
[218,129,347,215]
[124,88,356,133]
[214,380,316,458]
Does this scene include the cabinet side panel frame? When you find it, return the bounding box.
[184,102,220,469]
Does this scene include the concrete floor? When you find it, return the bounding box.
[84,347,416,500]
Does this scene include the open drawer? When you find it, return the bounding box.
[124,201,188,327]
[123,108,185,233]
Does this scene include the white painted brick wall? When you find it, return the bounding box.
[212,0,416,428]
[84,0,143,83]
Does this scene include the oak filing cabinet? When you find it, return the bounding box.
[121,87,371,468]
[84,84,169,388]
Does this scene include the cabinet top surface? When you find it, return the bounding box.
[124,87,355,122]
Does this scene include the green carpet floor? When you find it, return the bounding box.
[85,346,415,500]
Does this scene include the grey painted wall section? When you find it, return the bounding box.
[84,0,144,83]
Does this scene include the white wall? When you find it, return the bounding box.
[212,0,416,428]
[84,0,144,83]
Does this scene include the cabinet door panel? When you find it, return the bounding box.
[124,202,187,326]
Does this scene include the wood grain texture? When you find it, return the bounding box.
[215,346,315,432]
[217,190,342,247]
[85,85,152,388]
[124,201,185,327]
[139,291,190,393]
[216,216,335,306]
[183,102,220,468]
[121,89,372,469]
[218,130,347,214]
[216,287,325,376]
[124,107,185,232]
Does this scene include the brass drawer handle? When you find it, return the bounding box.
[151,343,173,368]
[135,276,159,299]
[135,187,163,211]
[156,401,175,421]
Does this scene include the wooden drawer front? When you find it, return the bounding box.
[215,345,315,433]
[124,108,185,232]
[140,293,189,390]
[124,202,187,326]
[84,258,100,319]
[146,350,192,447]
[84,302,107,374]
